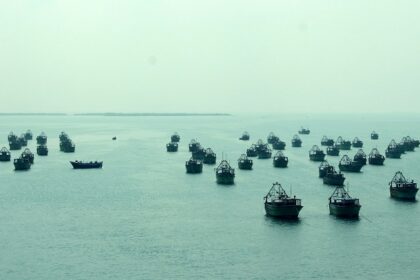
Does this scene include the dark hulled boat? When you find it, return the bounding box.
[203,148,217,164]
[267,132,279,144]
[37,145,48,156]
[368,148,385,165]
[352,137,363,148]
[273,151,288,168]
[24,130,33,140]
[255,139,266,152]
[309,145,325,162]
[18,135,28,147]
[192,147,206,160]
[238,154,253,170]
[323,166,346,186]
[371,131,379,140]
[215,160,235,185]
[70,161,103,169]
[272,139,286,150]
[291,135,302,147]
[14,157,31,171]
[327,146,340,156]
[389,171,418,201]
[321,136,334,146]
[353,149,367,166]
[166,142,178,152]
[264,182,303,219]
[112,137,117,140]
[185,158,203,174]
[239,131,250,141]
[21,148,34,164]
[9,140,22,150]
[402,136,416,152]
[0,147,11,161]
[188,139,201,153]
[335,136,351,150]
[257,145,272,159]
[319,161,330,178]
[36,132,48,145]
[298,127,310,135]
[60,140,76,153]
[171,132,180,142]
[329,187,361,218]
[385,140,402,159]
[8,132,18,142]
[246,144,258,157]
[339,155,363,172]
[59,132,69,142]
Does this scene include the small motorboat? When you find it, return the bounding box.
[70,161,103,169]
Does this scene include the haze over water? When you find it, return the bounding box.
[1,114,419,279]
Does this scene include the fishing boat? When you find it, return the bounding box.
[192,147,206,160]
[13,157,31,171]
[203,148,217,164]
[215,160,235,185]
[0,147,11,161]
[239,131,250,141]
[70,161,103,169]
[389,171,418,201]
[323,167,346,186]
[402,136,416,152]
[21,148,34,164]
[339,155,363,172]
[24,130,33,140]
[60,140,76,153]
[385,140,402,159]
[59,132,69,142]
[9,140,22,150]
[352,137,363,148]
[36,132,48,145]
[8,132,18,142]
[273,151,288,168]
[291,135,302,147]
[166,142,178,152]
[246,144,258,157]
[258,145,272,159]
[18,134,28,147]
[319,161,330,178]
[185,158,203,174]
[298,127,310,135]
[413,139,420,148]
[37,145,48,156]
[321,136,334,146]
[112,136,117,140]
[326,146,340,156]
[188,139,201,153]
[353,149,367,165]
[267,132,279,144]
[264,182,303,219]
[335,136,351,150]
[329,186,361,218]
[171,132,180,142]
[371,131,379,140]
[255,139,266,153]
[238,154,253,170]
[309,145,325,161]
[368,148,385,165]
[272,139,286,150]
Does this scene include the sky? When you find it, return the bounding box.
[1,1,419,113]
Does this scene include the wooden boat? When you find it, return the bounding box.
[371,131,379,140]
[401,136,415,152]
[215,160,235,185]
[257,145,272,159]
[8,132,18,142]
[353,149,367,165]
[273,151,288,168]
[239,131,250,141]
[385,140,402,159]
[0,147,11,161]
[70,161,103,169]
[185,158,203,174]
[291,135,302,147]
[352,137,363,148]
[192,147,206,160]
[329,186,361,218]
[339,155,363,172]
[18,135,28,147]
[264,182,303,219]
[298,127,310,135]
[9,140,22,150]
[267,132,279,144]
[321,136,334,146]
[21,148,34,164]
[327,146,339,156]
[309,145,325,161]
[37,145,48,156]
[368,148,385,165]
[335,136,351,150]
[323,167,345,186]
[166,142,178,152]
[246,144,258,157]
[188,139,201,152]
[24,130,33,140]
[14,157,31,171]
[60,140,75,153]
[255,139,266,153]
[389,171,418,201]
[272,139,286,150]
[203,148,217,164]
[319,161,330,178]
[238,154,253,170]
[171,132,180,142]
[59,132,69,142]
[36,132,48,145]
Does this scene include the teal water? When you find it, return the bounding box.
[0,114,419,279]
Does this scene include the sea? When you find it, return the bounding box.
[0,114,419,280]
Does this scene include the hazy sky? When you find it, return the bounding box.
[1,1,419,113]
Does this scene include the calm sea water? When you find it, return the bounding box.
[0,114,419,279]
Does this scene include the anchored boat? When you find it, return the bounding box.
[192,147,206,160]
[291,135,302,147]
[401,136,415,152]
[267,132,279,144]
[21,148,34,164]
[171,132,180,142]
[335,136,351,150]
[13,157,31,171]
[386,140,402,159]
[70,161,103,169]
[309,145,325,161]
[321,136,334,146]
[264,182,303,219]
[329,186,361,218]
[60,139,75,153]
[185,158,203,174]
[353,149,367,166]
[368,148,385,165]
[0,147,11,162]
[327,146,340,156]
[24,130,33,140]
[36,132,47,145]
[257,144,272,159]
[238,154,253,170]
[273,151,288,168]
[371,131,379,140]
[272,139,286,150]
[352,137,363,148]
[389,171,418,201]
[319,161,331,178]
[239,131,250,141]
[188,139,201,153]
[339,155,363,172]
[37,145,48,156]
[166,142,178,152]
[298,127,310,135]
[203,148,217,164]
[215,160,235,185]
[246,144,258,157]
[323,166,345,186]
[19,134,28,147]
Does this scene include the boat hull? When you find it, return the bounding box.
[329,204,361,218]
[273,159,288,168]
[339,164,362,172]
[309,154,325,161]
[238,161,253,170]
[265,203,303,219]
[70,161,103,169]
[368,158,385,165]
[291,142,302,147]
[216,175,234,185]
[390,187,418,201]
[323,176,345,186]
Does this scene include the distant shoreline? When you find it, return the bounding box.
[0,113,231,117]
